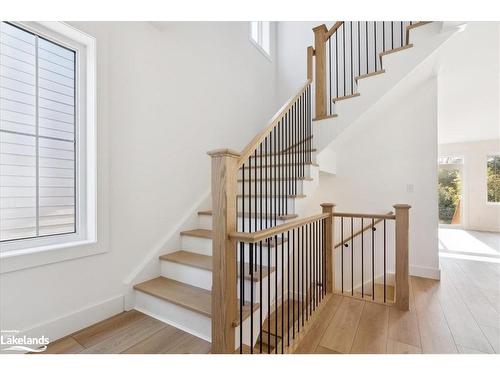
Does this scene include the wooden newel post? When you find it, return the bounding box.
[394,204,411,311]
[307,46,314,81]
[313,25,328,119]
[208,148,240,353]
[321,203,335,293]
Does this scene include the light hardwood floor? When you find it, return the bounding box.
[295,256,500,354]
[42,256,500,354]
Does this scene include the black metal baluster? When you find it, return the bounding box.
[351,217,354,296]
[361,218,364,298]
[314,221,317,309]
[287,229,290,347]
[274,234,278,353]
[329,37,332,115]
[301,225,304,327]
[372,218,375,300]
[259,239,263,353]
[365,21,369,75]
[281,232,285,353]
[292,228,295,339]
[350,21,353,95]
[400,22,403,48]
[305,223,309,320]
[383,21,386,52]
[391,21,394,50]
[358,21,361,79]
[374,22,377,71]
[250,242,254,354]
[343,23,346,96]
[267,237,271,353]
[335,31,339,98]
[254,149,258,270]
[297,227,301,333]
[249,149,252,234]
[239,240,243,353]
[341,217,344,294]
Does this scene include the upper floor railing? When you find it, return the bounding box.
[312,21,419,118]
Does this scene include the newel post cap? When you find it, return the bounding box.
[321,203,336,212]
[393,204,412,210]
[207,148,241,158]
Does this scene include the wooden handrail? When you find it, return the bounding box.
[325,21,344,40]
[237,79,312,168]
[230,212,329,243]
[332,212,396,220]
[334,211,393,249]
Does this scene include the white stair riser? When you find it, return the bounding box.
[180,235,280,266]
[239,165,315,179]
[160,260,276,301]
[238,180,306,195]
[135,291,211,342]
[237,196,297,212]
[135,290,263,349]
[198,215,286,231]
[248,152,317,164]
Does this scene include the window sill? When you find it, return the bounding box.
[0,238,105,274]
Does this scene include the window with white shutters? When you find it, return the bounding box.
[0,22,76,243]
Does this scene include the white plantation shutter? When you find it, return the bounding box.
[0,22,76,243]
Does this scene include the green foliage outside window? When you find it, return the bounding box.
[438,168,461,224]
[487,155,500,203]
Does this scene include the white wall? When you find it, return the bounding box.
[304,78,440,279]
[439,140,500,232]
[0,21,279,341]
[438,22,500,144]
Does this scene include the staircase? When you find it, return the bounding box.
[130,21,454,354]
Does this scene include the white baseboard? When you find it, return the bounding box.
[410,264,441,280]
[20,295,124,345]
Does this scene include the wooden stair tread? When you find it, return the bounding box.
[160,250,275,279]
[133,277,257,326]
[198,210,298,221]
[180,228,212,239]
[313,113,338,121]
[355,69,386,81]
[379,43,413,58]
[180,229,287,247]
[332,92,360,102]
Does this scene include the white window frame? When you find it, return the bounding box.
[0,22,98,272]
[249,21,271,61]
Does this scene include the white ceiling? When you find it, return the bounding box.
[438,22,500,144]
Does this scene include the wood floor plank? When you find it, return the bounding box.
[81,316,166,354]
[410,276,458,354]
[388,305,421,348]
[123,325,210,354]
[293,294,343,353]
[350,301,389,353]
[72,310,147,348]
[386,339,421,354]
[480,324,500,353]
[319,297,364,353]
[456,345,489,354]
[440,258,500,329]
[314,345,340,354]
[41,336,84,354]
[438,264,495,353]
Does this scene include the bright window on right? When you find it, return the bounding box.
[487,155,500,203]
